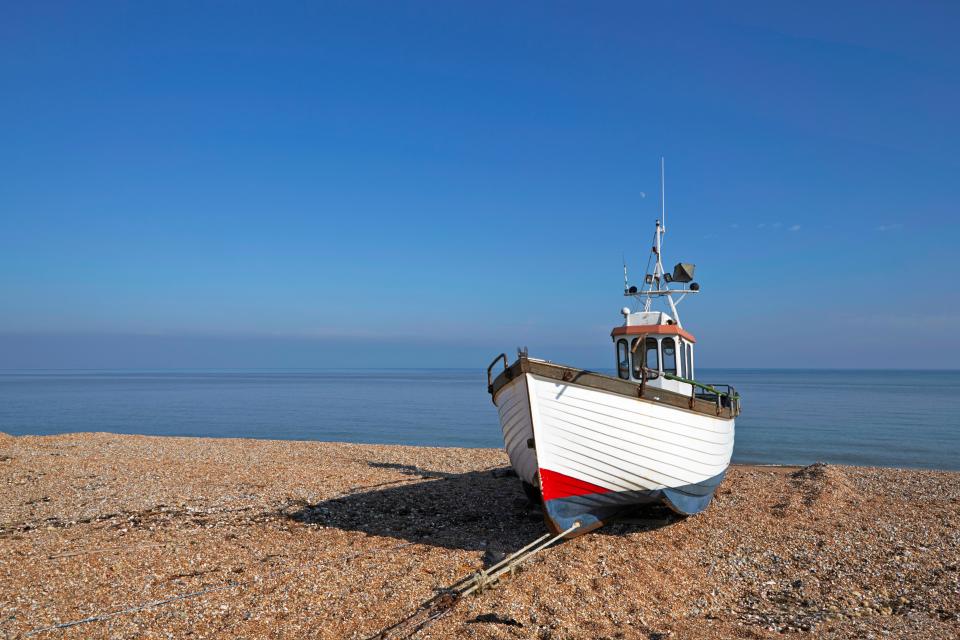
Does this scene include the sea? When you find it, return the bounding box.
[1,369,958,471]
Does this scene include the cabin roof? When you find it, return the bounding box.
[611,324,696,343]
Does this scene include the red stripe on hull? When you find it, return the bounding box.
[539,468,612,502]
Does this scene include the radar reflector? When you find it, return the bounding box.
[671,263,696,283]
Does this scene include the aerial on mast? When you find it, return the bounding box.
[660,156,666,232]
[622,157,700,327]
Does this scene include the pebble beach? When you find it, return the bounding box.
[0,432,957,639]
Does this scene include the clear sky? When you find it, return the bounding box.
[1,1,958,369]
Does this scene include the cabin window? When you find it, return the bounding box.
[662,338,677,375]
[687,345,694,380]
[630,338,643,378]
[616,339,629,379]
[678,341,687,377]
[645,337,659,372]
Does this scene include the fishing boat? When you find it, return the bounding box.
[486,162,740,537]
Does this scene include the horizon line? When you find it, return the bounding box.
[2,367,959,373]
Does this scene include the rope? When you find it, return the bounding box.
[24,583,242,635]
[369,521,581,639]
[24,542,416,636]
[459,521,580,596]
[27,517,580,638]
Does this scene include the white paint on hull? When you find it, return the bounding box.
[494,373,734,495]
[495,374,539,485]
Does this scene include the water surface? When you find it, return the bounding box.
[0,369,957,470]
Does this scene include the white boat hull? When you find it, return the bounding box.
[494,371,735,533]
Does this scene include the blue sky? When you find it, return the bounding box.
[1,1,958,369]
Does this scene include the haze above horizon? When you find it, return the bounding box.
[2,2,958,370]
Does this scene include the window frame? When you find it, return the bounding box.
[644,337,660,374]
[630,338,643,379]
[662,337,678,375]
[616,339,630,379]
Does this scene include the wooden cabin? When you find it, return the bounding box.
[612,310,694,395]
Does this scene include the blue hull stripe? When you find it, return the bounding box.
[543,469,727,532]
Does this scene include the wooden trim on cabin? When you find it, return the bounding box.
[489,355,738,420]
[611,324,696,343]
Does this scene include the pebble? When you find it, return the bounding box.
[0,433,958,639]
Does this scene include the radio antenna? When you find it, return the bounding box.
[660,156,666,232]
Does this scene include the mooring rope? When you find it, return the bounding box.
[459,522,580,597]
[369,521,581,639]
[25,522,580,638]
[24,583,243,635]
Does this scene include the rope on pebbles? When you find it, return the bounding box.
[24,583,243,636]
[22,542,416,636]
[369,522,580,640]
[23,523,578,638]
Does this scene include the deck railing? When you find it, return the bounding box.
[661,372,741,414]
[487,352,741,416]
[486,353,509,393]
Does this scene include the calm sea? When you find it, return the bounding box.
[1,369,957,471]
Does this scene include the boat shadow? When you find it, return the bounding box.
[283,463,682,552]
